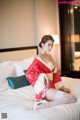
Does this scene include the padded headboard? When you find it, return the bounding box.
[0,46,38,63]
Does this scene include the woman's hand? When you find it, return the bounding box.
[59,86,71,93]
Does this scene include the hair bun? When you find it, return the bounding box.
[39,42,42,48]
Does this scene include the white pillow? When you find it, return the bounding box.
[0,61,16,91]
[0,78,11,91]
[13,56,34,76]
[0,56,34,91]
[13,64,25,76]
[0,61,16,79]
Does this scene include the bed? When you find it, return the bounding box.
[0,46,80,120]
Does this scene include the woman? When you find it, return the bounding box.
[26,35,76,110]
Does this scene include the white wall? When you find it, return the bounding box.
[0,0,59,47]
[0,0,36,48]
[35,0,59,43]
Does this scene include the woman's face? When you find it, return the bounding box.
[42,40,53,53]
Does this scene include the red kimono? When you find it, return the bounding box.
[26,56,63,101]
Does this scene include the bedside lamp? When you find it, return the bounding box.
[51,34,59,44]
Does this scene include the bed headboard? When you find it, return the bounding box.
[0,46,38,63]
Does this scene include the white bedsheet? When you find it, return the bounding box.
[0,77,80,120]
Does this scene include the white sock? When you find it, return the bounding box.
[54,90,64,100]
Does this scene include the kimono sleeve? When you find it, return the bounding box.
[25,58,42,86]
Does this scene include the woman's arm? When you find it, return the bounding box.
[49,55,71,93]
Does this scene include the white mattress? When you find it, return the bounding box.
[0,77,80,120]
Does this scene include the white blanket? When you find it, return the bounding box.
[0,77,80,120]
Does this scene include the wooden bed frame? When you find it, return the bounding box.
[0,46,38,62]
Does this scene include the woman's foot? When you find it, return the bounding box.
[33,100,48,110]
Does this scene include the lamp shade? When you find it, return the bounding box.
[52,34,59,44]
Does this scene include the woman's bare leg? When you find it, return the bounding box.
[33,89,76,110]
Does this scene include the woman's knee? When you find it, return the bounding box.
[64,93,77,103]
[69,94,77,103]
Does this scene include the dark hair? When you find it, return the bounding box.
[39,35,54,48]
